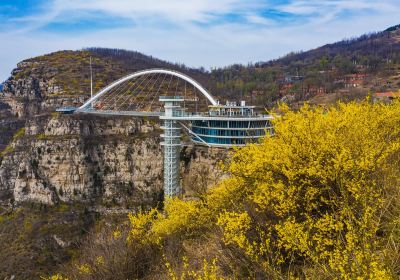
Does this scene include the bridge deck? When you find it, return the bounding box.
[76,109,163,117]
[76,109,272,121]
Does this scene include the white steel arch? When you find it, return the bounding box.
[78,68,217,110]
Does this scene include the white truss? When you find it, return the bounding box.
[77,68,218,111]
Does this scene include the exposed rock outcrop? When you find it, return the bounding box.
[0,114,227,205]
[0,60,87,118]
[0,52,228,206]
[0,115,161,205]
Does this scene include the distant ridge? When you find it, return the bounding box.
[385,24,400,32]
[262,23,400,67]
[2,23,400,108]
[210,23,400,105]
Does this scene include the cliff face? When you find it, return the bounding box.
[0,115,162,205]
[0,51,227,206]
[0,113,226,206]
[1,60,87,118]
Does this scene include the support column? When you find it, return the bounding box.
[159,96,184,197]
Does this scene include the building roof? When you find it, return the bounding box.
[375,91,400,98]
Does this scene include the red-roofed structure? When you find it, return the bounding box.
[374,91,400,102]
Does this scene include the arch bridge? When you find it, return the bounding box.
[59,69,273,197]
[77,68,217,116]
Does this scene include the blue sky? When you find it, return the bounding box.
[0,0,399,82]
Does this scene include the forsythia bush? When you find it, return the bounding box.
[213,101,400,279]
[40,274,69,280]
[50,100,399,279]
[126,100,400,279]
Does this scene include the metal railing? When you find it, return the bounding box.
[159,96,184,100]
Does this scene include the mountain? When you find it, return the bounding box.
[0,49,224,278]
[2,22,400,118]
[210,24,400,106]
[1,24,400,279]
[0,48,213,118]
[1,24,400,203]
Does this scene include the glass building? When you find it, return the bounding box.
[189,101,273,147]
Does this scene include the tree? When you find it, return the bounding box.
[319,56,329,70]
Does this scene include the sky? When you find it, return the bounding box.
[0,0,400,82]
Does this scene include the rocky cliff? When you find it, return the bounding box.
[0,51,227,206]
[1,59,88,118]
[1,115,161,205]
[0,114,226,206]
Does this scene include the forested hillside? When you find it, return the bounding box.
[211,24,400,106]
[3,23,400,113]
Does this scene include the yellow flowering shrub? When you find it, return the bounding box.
[127,198,212,245]
[123,100,400,279]
[183,258,223,280]
[127,208,158,243]
[95,256,105,266]
[150,198,210,239]
[165,255,224,280]
[40,274,68,280]
[113,228,122,239]
[217,211,255,256]
[215,100,400,278]
[77,263,92,274]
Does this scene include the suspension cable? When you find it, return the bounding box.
[111,73,151,111]
[99,81,133,111]
[151,73,169,113]
[129,72,166,108]
[183,81,186,111]
[194,83,198,113]
[136,73,164,111]
[100,73,147,110]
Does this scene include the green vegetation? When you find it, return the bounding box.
[12,127,25,140]
[0,203,97,280]
[36,133,49,140]
[46,100,400,279]
[0,128,25,158]
[10,25,400,109]
[51,112,61,119]
[0,144,14,158]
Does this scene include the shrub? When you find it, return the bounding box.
[53,100,400,279]
[36,133,48,140]
[13,128,26,141]
[213,101,400,279]
[0,144,14,158]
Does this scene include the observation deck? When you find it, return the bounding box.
[60,68,274,197]
[159,100,273,147]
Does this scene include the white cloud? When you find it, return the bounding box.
[11,0,266,29]
[0,0,400,82]
[277,0,396,15]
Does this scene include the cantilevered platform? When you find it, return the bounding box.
[57,68,274,197]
